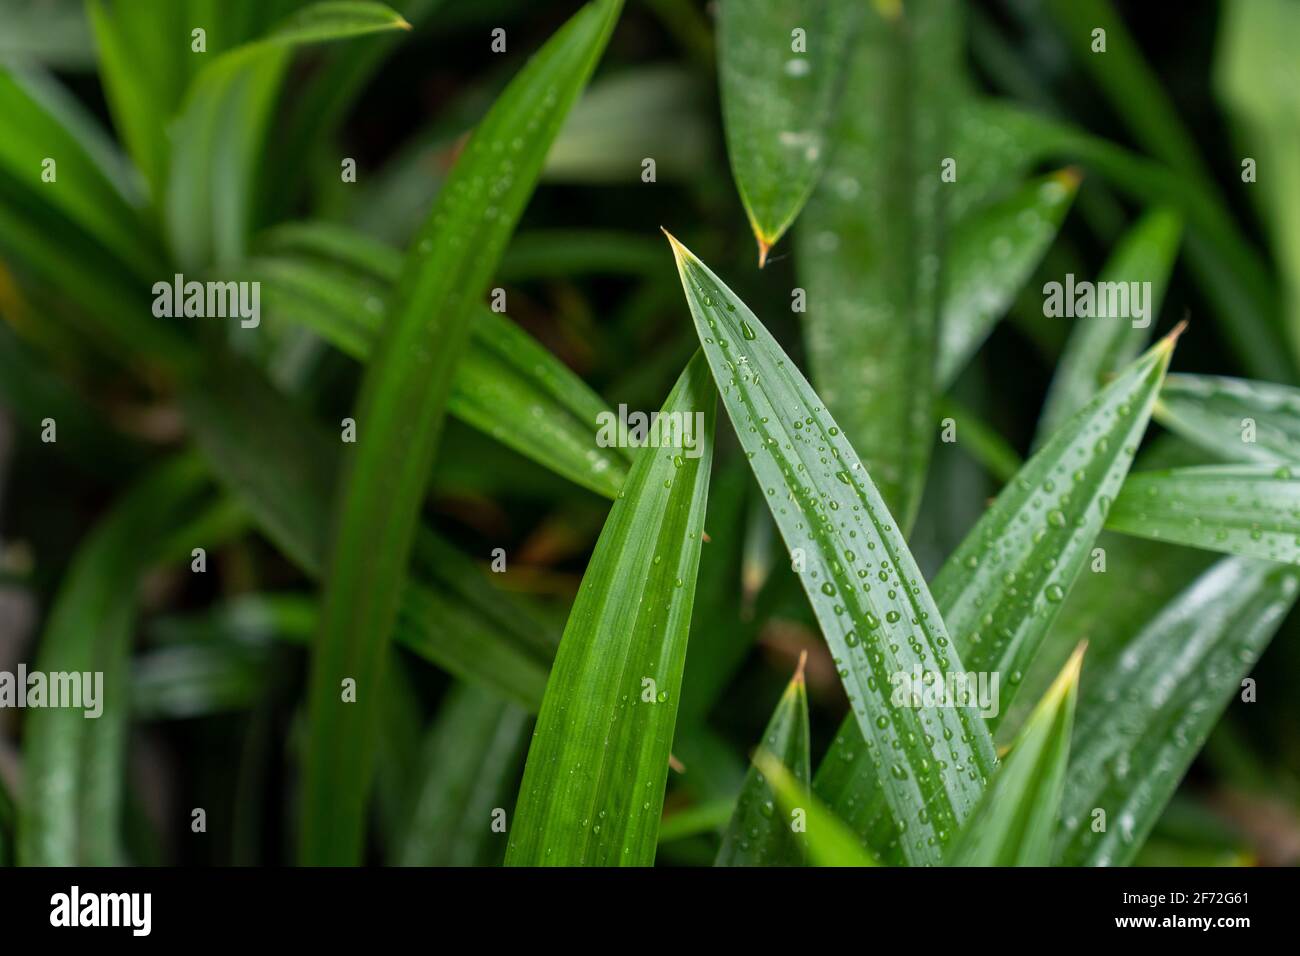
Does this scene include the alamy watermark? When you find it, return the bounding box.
[595,404,707,459]
[1043,274,1152,329]
[890,668,1000,719]
[152,273,260,328]
[50,886,151,936]
[0,665,103,718]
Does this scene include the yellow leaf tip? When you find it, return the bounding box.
[874,0,903,22]
[669,753,686,774]
[1056,165,1084,190]
[1049,642,1088,699]
[397,16,413,30]
[794,649,808,685]
[1170,316,1190,345]
[757,237,772,269]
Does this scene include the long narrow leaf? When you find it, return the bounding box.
[301,0,622,865]
[1106,464,1300,565]
[795,0,960,531]
[716,655,810,866]
[1156,373,1300,465]
[165,2,410,268]
[667,234,997,867]
[506,351,716,866]
[1055,557,1299,866]
[753,752,877,867]
[717,0,859,262]
[247,251,631,497]
[938,170,1080,388]
[817,330,1175,858]
[1035,207,1183,446]
[945,646,1082,866]
[19,456,210,865]
[396,684,530,866]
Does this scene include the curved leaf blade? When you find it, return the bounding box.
[667,234,997,867]
[717,0,859,261]
[249,252,631,497]
[938,169,1080,388]
[753,752,878,867]
[165,2,410,268]
[1156,373,1300,465]
[19,456,210,865]
[945,646,1082,866]
[1106,464,1300,565]
[1034,207,1183,446]
[817,331,1174,859]
[506,352,716,866]
[183,356,556,710]
[716,656,810,866]
[1055,557,1300,866]
[301,0,622,866]
[396,684,530,866]
[935,332,1176,724]
[795,0,961,531]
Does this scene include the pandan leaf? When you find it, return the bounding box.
[1156,373,1300,466]
[753,752,878,867]
[507,352,716,866]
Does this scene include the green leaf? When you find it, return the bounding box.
[506,352,716,866]
[796,0,960,530]
[182,356,556,710]
[87,0,196,199]
[716,0,860,262]
[1156,373,1300,466]
[934,397,1022,485]
[1044,0,1211,183]
[301,0,621,866]
[1215,0,1300,363]
[667,233,997,867]
[544,65,710,185]
[1055,557,1300,866]
[1106,464,1300,565]
[945,646,1082,866]
[716,656,810,866]
[131,640,268,720]
[396,684,530,866]
[246,250,631,498]
[938,170,1081,389]
[1,0,96,69]
[164,2,411,268]
[959,99,1288,383]
[814,332,1174,859]
[993,434,1219,737]
[19,456,211,865]
[1035,207,1183,447]
[936,331,1177,725]
[679,461,759,726]
[0,66,159,277]
[752,752,878,867]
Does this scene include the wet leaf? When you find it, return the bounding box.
[716,656,810,866]
[507,352,716,866]
[717,0,860,262]
[1107,464,1300,565]
[1055,557,1299,866]
[668,233,997,867]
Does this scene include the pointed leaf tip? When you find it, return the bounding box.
[1057,165,1084,190]
[794,649,808,685]
[757,237,771,269]
[1162,316,1190,350]
[1053,642,1087,696]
